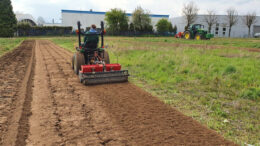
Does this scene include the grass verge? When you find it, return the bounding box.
[0,38,25,56]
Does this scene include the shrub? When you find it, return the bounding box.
[181,69,189,74]
[17,26,72,36]
[156,19,170,33]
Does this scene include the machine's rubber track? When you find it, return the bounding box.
[0,40,237,145]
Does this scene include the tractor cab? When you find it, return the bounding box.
[191,24,204,31]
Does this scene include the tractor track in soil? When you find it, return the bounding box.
[0,40,236,145]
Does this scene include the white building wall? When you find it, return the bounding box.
[62,12,105,30]
[61,10,169,31]
[171,15,260,38]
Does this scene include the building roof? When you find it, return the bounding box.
[16,13,36,22]
[15,13,37,26]
[61,9,169,18]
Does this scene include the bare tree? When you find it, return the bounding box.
[37,16,45,26]
[182,1,199,30]
[226,8,238,37]
[243,12,257,37]
[204,10,218,33]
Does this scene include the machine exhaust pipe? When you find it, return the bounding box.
[77,21,81,47]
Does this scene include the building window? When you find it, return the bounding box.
[215,27,219,35]
[223,27,226,36]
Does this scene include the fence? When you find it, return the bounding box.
[105,31,175,37]
[17,26,73,36]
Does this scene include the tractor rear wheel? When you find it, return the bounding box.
[74,52,85,75]
[102,51,110,64]
[184,31,191,40]
[195,34,201,40]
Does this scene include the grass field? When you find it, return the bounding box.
[128,37,260,49]
[0,38,25,56]
[50,36,260,145]
[107,37,260,145]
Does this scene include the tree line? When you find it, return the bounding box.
[182,1,258,37]
[16,22,72,36]
[0,0,258,37]
[105,7,177,35]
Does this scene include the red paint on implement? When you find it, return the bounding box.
[81,64,103,73]
[80,64,122,73]
[105,64,121,71]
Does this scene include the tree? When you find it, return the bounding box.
[182,1,199,30]
[0,0,17,37]
[204,10,218,33]
[37,16,45,26]
[132,6,152,32]
[105,8,128,35]
[156,19,170,33]
[173,25,177,34]
[156,19,175,34]
[243,12,257,38]
[169,22,174,33]
[129,23,135,32]
[143,24,153,32]
[226,8,238,37]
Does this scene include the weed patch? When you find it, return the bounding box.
[223,65,237,75]
[241,88,260,100]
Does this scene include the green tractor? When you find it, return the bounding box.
[183,24,214,40]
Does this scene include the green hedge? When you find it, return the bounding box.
[17,24,72,36]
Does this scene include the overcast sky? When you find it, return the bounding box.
[11,0,260,23]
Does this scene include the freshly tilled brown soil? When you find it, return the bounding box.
[0,40,35,145]
[0,40,236,145]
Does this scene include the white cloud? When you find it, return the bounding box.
[11,0,260,23]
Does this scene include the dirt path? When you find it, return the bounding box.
[0,40,236,145]
[0,40,35,145]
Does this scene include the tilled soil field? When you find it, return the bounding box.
[0,40,236,145]
[0,40,35,145]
